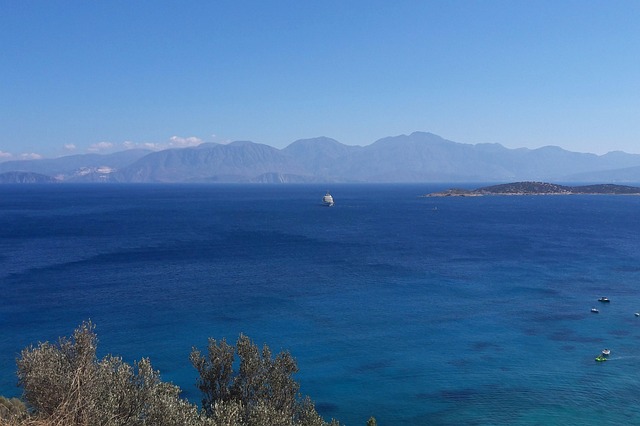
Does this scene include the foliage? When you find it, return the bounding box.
[190,337,235,414]
[0,395,28,423]
[191,334,340,426]
[15,321,206,426]
[6,322,345,426]
[8,321,342,426]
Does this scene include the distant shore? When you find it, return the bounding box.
[424,181,640,197]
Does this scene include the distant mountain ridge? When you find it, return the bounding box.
[0,149,151,182]
[2,132,640,183]
[0,171,59,184]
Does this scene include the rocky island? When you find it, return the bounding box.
[425,181,640,197]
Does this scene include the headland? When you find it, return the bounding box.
[425,181,640,197]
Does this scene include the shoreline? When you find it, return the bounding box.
[423,181,640,197]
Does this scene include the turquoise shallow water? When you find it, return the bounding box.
[1,184,640,425]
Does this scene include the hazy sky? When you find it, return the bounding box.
[2,1,639,159]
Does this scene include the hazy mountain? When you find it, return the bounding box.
[326,132,640,182]
[338,132,640,182]
[282,137,362,179]
[0,171,59,183]
[0,149,151,181]
[337,133,512,182]
[2,132,640,183]
[562,165,640,182]
[113,141,310,183]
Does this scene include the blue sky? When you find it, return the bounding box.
[2,1,639,159]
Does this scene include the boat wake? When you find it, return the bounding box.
[602,355,640,361]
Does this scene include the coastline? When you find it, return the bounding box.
[423,181,640,197]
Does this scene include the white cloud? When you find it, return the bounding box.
[0,151,12,159]
[20,153,43,160]
[118,137,202,152]
[169,136,203,148]
[64,143,76,151]
[144,142,162,150]
[88,141,114,152]
[87,135,206,154]
[121,140,156,150]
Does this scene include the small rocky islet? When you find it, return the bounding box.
[425,181,640,197]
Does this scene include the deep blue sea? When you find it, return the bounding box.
[2,184,640,425]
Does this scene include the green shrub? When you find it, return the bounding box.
[11,321,341,426]
[191,334,339,426]
[16,321,206,426]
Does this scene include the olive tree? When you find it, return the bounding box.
[13,322,342,426]
[16,321,207,426]
[191,334,339,426]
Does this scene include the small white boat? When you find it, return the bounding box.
[591,308,599,313]
[635,313,639,317]
[322,191,334,207]
[602,349,611,356]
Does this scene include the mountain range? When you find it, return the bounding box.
[2,132,640,184]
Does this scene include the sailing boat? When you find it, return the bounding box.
[322,191,334,206]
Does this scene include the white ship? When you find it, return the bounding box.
[322,191,334,206]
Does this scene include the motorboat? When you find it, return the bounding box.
[598,297,610,303]
[591,308,599,313]
[601,349,611,356]
[595,355,608,362]
[322,192,334,207]
[635,312,639,317]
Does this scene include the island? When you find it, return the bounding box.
[424,181,640,197]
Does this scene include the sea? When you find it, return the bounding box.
[1,183,640,425]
